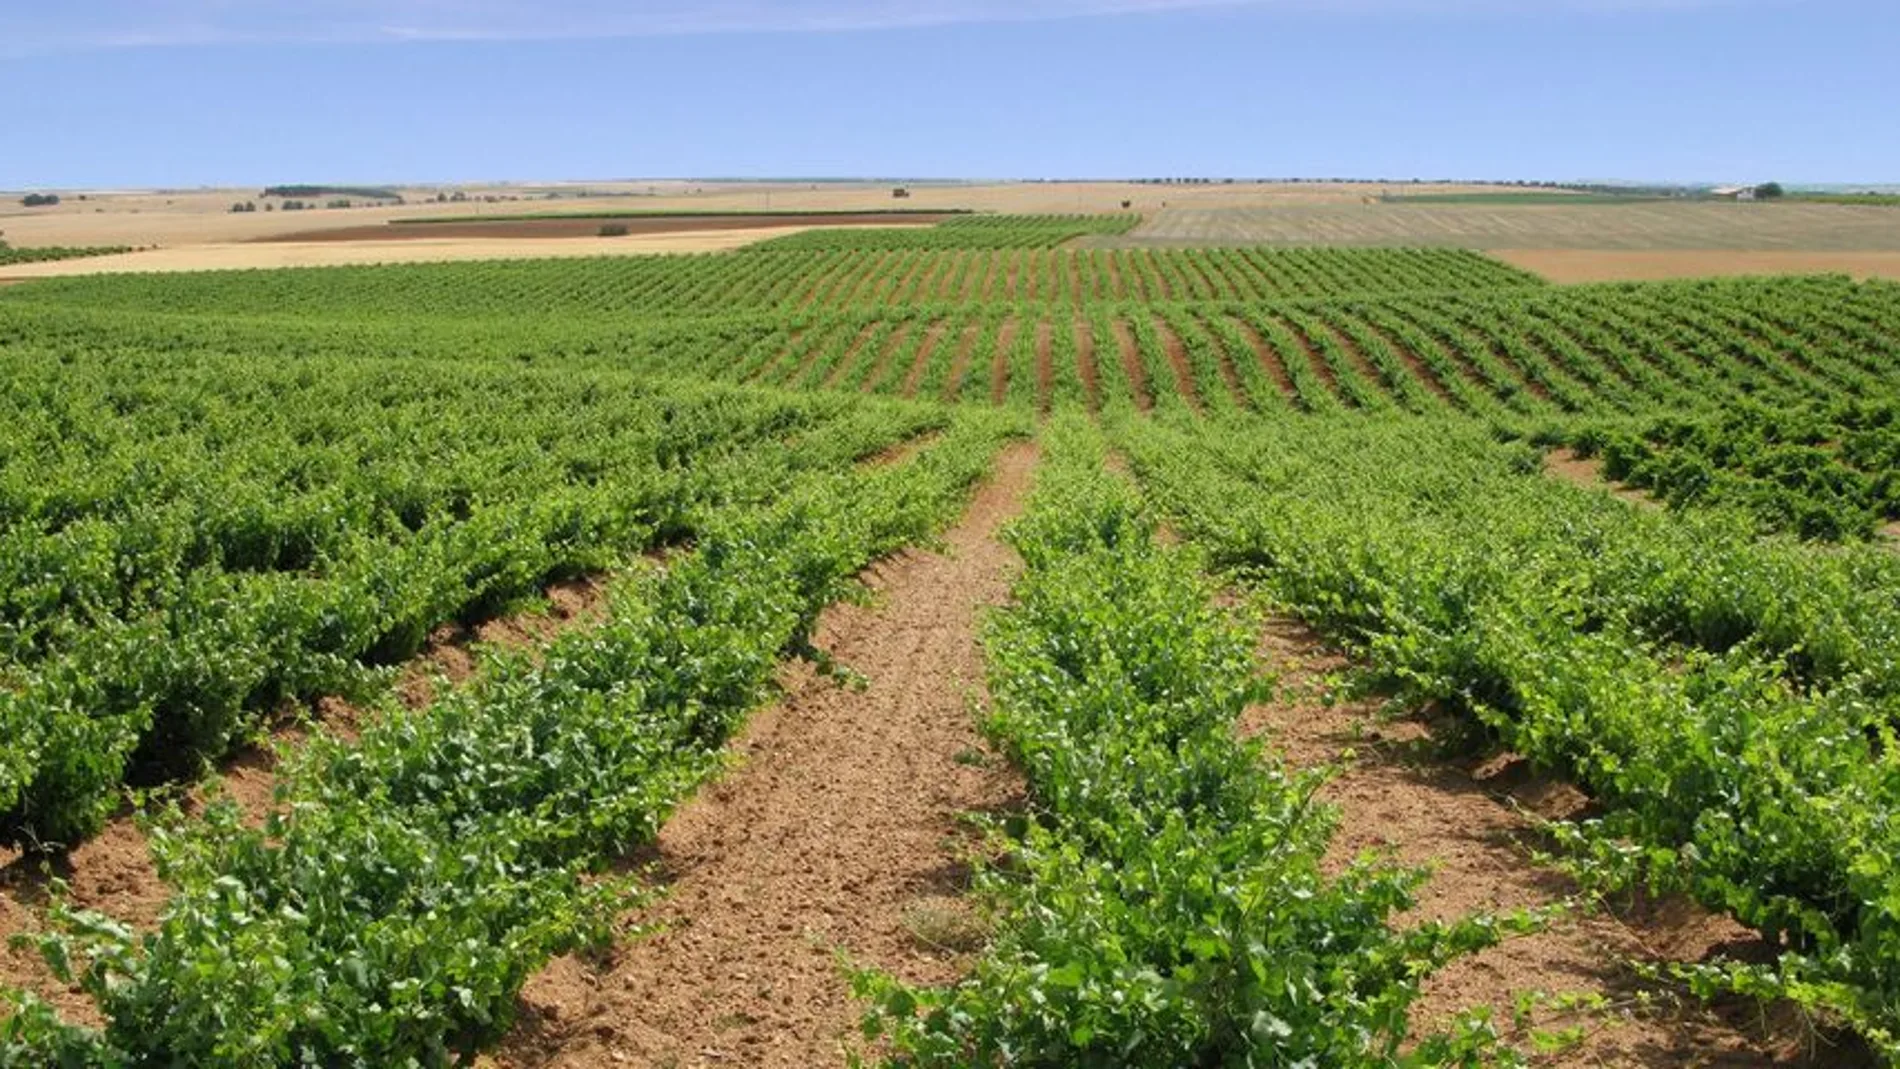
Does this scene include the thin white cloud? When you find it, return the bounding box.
[3,0,1770,54]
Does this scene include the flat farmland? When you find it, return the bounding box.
[1493,247,1900,283]
[1120,199,1900,250]
[0,228,819,278]
[4,214,1900,1068]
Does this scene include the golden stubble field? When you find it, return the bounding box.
[10,181,1900,282]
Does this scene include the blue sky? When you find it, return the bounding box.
[2,0,1893,189]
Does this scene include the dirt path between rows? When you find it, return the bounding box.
[1246,615,1864,1067]
[489,443,1037,1069]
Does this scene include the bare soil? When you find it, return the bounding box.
[991,318,1018,405]
[262,214,955,244]
[856,322,915,394]
[1246,616,1863,1066]
[0,231,797,279]
[487,444,1037,1069]
[1111,316,1152,412]
[1495,249,1900,284]
[939,324,981,403]
[1153,318,1204,412]
[898,321,948,398]
[1545,448,1661,509]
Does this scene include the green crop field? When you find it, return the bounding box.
[4,213,1900,1065]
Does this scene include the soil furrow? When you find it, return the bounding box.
[990,317,1018,406]
[491,444,1037,1069]
[1153,317,1204,412]
[1231,316,1300,404]
[1111,316,1152,412]
[1075,318,1101,412]
[898,320,948,398]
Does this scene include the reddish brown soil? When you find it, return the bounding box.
[1111,316,1152,412]
[1075,319,1101,411]
[1246,616,1862,1067]
[898,321,948,398]
[940,324,981,403]
[1315,319,1393,403]
[488,444,1037,1069]
[748,327,808,385]
[1205,328,1251,410]
[1102,250,1126,299]
[1231,317,1300,404]
[824,323,887,389]
[0,577,612,1030]
[1362,319,1456,405]
[856,323,915,394]
[1034,320,1055,413]
[1545,448,1660,510]
[262,214,955,244]
[1281,315,1344,401]
[990,319,1018,405]
[1153,318,1204,413]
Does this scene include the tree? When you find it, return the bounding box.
[21,193,60,208]
[1754,182,1785,200]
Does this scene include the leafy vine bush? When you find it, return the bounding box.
[1118,412,1900,1059]
[0,340,951,848]
[857,417,1522,1067]
[5,410,1025,1065]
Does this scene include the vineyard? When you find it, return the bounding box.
[3,213,1900,1066]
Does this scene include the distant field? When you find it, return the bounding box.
[1378,191,1675,205]
[1120,201,1900,250]
[1494,248,1900,283]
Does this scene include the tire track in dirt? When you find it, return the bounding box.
[489,444,1037,1069]
[0,577,613,1030]
[1245,615,1865,1068]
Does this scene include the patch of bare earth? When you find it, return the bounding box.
[1034,319,1055,413]
[0,577,612,1029]
[1153,317,1204,412]
[482,446,1033,1069]
[898,321,948,398]
[1544,448,1660,510]
[939,323,982,403]
[487,444,1037,1069]
[1111,316,1152,411]
[990,318,1018,405]
[1245,616,1865,1067]
[1231,317,1300,405]
[1075,319,1101,411]
[1493,249,1900,285]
